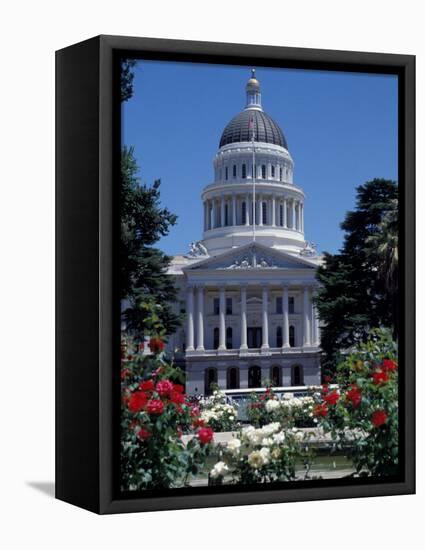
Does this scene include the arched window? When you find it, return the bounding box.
[205,368,218,395]
[289,325,295,347]
[279,203,284,226]
[291,365,304,386]
[271,165,275,178]
[225,166,228,180]
[248,366,262,388]
[241,201,247,225]
[224,203,229,226]
[262,201,267,225]
[261,164,266,179]
[213,327,219,349]
[271,366,281,387]
[233,164,237,178]
[226,327,233,349]
[242,164,247,179]
[280,166,283,181]
[276,326,283,347]
[227,367,239,389]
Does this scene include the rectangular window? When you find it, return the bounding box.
[213,297,220,315]
[242,164,247,178]
[271,165,275,178]
[276,297,283,314]
[241,201,246,224]
[226,297,233,315]
[289,297,295,314]
[225,166,228,180]
[233,164,237,178]
[261,164,266,179]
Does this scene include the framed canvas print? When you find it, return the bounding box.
[56,35,415,514]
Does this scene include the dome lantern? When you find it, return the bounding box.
[245,68,262,110]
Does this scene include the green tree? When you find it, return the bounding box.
[315,179,398,375]
[121,59,136,102]
[120,146,181,337]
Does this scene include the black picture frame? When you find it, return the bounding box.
[56,34,415,514]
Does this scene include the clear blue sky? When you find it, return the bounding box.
[122,60,398,256]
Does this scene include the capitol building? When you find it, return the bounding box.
[167,70,322,395]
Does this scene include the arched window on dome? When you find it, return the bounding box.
[262,201,267,225]
[224,203,229,226]
[261,164,266,179]
[233,164,237,178]
[241,201,247,225]
[225,166,228,181]
[279,203,284,226]
[242,164,247,179]
[289,325,296,347]
[271,165,275,178]
[280,166,283,182]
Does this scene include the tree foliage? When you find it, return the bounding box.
[121,59,136,102]
[120,146,181,336]
[315,179,398,374]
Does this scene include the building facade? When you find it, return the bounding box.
[167,70,322,395]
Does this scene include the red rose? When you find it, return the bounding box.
[372,371,389,385]
[177,426,183,438]
[192,418,205,428]
[137,427,151,440]
[156,379,174,397]
[138,342,145,352]
[146,399,164,415]
[173,384,185,394]
[346,385,362,408]
[371,410,388,427]
[139,379,155,392]
[197,426,214,445]
[323,390,340,406]
[382,359,397,372]
[128,391,148,413]
[121,368,130,380]
[323,375,332,383]
[127,355,133,361]
[321,384,329,395]
[149,338,165,354]
[313,403,328,418]
[170,391,185,405]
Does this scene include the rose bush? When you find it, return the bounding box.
[121,329,214,491]
[209,422,313,485]
[247,388,315,429]
[199,388,240,432]
[313,328,398,477]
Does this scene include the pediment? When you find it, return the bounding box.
[183,243,317,272]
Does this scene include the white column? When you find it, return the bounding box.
[218,286,226,351]
[211,200,216,229]
[196,286,204,351]
[303,286,311,347]
[259,195,263,226]
[292,200,296,230]
[272,194,276,227]
[300,203,304,232]
[283,198,287,228]
[220,196,225,227]
[261,285,269,350]
[282,285,290,348]
[245,195,250,226]
[232,194,237,226]
[240,285,248,350]
[186,285,195,351]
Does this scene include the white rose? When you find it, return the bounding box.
[247,450,264,469]
[227,438,242,456]
[265,399,280,413]
[259,447,271,464]
[273,431,286,444]
[261,422,281,436]
[210,461,229,479]
[261,437,273,447]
